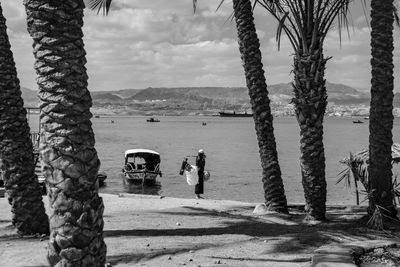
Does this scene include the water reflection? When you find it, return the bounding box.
[122,179,162,196]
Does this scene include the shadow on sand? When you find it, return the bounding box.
[104,205,400,265]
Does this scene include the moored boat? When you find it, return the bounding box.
[122,149,162,185]
[219,111,252,117]
[146,117,160,122]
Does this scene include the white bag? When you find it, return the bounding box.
[185,165,198,186]
[204,171,210,182]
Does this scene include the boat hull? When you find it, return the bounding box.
[123,170,159,185]
[219,112,252,117]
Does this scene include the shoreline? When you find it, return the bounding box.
[0,188,370,207]
[90,113,373,118]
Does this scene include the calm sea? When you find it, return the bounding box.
[29,115,400,205]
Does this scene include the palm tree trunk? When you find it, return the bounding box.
[368,0,397,218]
[233,0,288,213]
[24,0,106,265]
[0,3,48,235]
[292,47,328,221]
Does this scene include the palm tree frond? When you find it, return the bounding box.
[193,0,198,13]
[394,2,400,27]
[85,0,112,15]
[337,168,352,187]
[216,0,226,12]
[257,0,353,50]
[367,205,384,230]
[276,12,290,50]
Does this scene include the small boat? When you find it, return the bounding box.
[219,111,253,117]
[97,171,107,187]
[122,149,162,185]
[353,120,364,124]
[146,117,160,122]
[94,115,100,118]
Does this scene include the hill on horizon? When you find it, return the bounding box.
[88,82,365,99]
[20,82,400,113]
[88,82,372,106]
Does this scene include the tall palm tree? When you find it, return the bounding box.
[24,0,106,265]
[368,0,397,218]
[0,3,49,235]
[256,0,352,221]
[87,0,289,213]
[225,0,288,213]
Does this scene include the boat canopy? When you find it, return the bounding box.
[125,149,160,158]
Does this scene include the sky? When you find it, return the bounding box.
[2,0,400,92]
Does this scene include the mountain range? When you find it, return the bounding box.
[20,83,400,115]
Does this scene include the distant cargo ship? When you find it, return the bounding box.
[219,111,253,117]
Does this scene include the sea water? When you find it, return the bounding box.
[29,115,400,205]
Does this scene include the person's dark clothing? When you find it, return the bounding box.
[195,155,205,194]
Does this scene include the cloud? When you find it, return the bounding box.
[1,1,399,92]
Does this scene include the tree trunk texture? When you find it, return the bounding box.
[368,0,397,217]
[233,0,288,213]
[0,3,49,235]
[24,0,106,265]
[292,47,327,221]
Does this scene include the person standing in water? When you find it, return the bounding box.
[195,149,206,199]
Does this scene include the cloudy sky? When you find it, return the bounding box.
[2,0,399,92]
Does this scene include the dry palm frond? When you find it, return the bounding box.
[337,152,367,205]
[339,144,400,182]
[367,205,384,230]
[393,173,400,205]
[358,190,369,205]
[367,204,400,231]
[338,143,400,206]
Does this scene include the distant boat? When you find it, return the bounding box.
[353,120,364,124]
[147,117,160,122]
[219,111,252,117]
[94,115,100,118]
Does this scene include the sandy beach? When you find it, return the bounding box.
[0,193,399,267]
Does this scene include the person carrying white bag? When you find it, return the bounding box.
[194,149,206,199]
[179,157,198,185]
[178,149,210,199]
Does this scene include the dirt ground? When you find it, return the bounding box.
[0,193,399,267]
[357,247,400,266]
